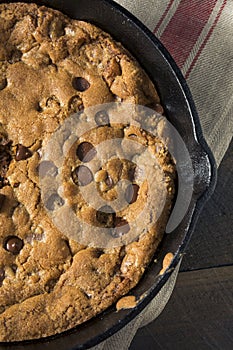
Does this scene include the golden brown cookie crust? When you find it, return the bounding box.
[0,2,176,341]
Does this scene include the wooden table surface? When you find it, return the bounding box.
[130,139,233,350]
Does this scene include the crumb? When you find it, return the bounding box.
[116,295,137,311]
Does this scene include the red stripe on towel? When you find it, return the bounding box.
[153,0,174,34]
[158,0,218,69]
[185,0,227,78]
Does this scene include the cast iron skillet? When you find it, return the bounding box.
[0,0,217,349]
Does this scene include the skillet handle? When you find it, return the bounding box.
[191,141,217,201]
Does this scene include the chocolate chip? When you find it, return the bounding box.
[155,103,164,115]
[94,110,110,126]
[112,218,130,238]
[0,140,12,186]
[45,193,64,211]
[128,133,137,138]
[47,57,53,65]
[125,184,139,204]
[76,142,96,162]
[45,279,57,293]
[72,165,93,186]
[4,236,24,255]
[0,193,5,210]
[93,249,105,258]
[0,175,8,189]
[0,155,11,174]
[9,49,22,64]
[72,77,90,92]
[0,78,7,91]
[0,137,10,147]
[15,144,32,161]
[0,268,5,284]
[128,167,136,182]
[105,174,114,188]
[83,291,92,299]
[96,205,116,227]
[36,103,43,113]
[38,161,58,178]
[11,264,17,273]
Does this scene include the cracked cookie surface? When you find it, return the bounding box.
[0,2,176,341]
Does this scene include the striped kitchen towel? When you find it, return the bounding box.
[117,0,233,166]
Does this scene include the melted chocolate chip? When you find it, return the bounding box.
[105,174,114,188]
[0,193,5,211]
[125,184,139,204]
[94,110,110,126]
[76,142,96,162]
[0,78,7,91]
[0,268,5,284]
[0,139,12,187]
[112,218,130,238]
[72,77,90,92]
[96,205,116,227]
[45,193,64,211]
[38,161,58,178]
[15,144,32,161]
[128,167,136,182]
[4,236,24,255]
[72,165,93,186]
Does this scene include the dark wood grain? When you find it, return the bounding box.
[180,138,233,272]
[130,140,233,349]
[130,265,233,350]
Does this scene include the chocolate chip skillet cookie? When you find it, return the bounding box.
[0,2,176,341]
